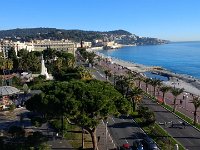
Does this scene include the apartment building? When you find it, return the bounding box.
[0,39,76,57]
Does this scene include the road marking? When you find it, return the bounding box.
[125,139,128,143]
[97,71,104,78]
[112,117,115,123]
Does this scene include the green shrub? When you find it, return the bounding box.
[49,118,69,132]
[31,117,46,127]
[143,110,156,125]
[138,105,149,117]
[8,125,25,137]
[27,131,48,148]
[9,104,16,112]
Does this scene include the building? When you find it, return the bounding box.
[0,40,34,57]
[0,39,76,57]
[13,41,34,54]
[82,41,92,48]
[0,40,13,58]
[33,39,75,55]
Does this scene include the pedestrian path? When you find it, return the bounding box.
[96,120,117,150]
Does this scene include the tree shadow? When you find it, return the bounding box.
[108,121,138,128]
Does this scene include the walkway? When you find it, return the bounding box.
[96,120,117,150]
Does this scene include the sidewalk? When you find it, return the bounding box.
[96,120,117,150]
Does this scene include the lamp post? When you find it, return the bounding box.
[104,120,108,150]
[113,72,116,86]
[184,93,189,109]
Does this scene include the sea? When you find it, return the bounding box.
[98,41,200,79]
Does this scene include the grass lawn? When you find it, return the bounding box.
[64,124,93,149]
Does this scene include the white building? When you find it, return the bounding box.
[33,39,75,56]
[0,39,76,57]
[82,41,92,48]
[13,41,34,54]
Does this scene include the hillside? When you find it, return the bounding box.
[0,28,168,45]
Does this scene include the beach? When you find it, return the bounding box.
[86,48,200,122]
[88,48,200,96]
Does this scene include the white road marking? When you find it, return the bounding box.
[112,117,115,123]
[125,139,128,143]
[97,71,104,78]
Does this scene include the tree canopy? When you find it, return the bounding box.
[25,79,131,149]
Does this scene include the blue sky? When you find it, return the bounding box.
[0,0,200,41]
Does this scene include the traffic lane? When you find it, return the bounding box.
[89,67,107,81]
[107,115,146,147]
[143,98,200,150]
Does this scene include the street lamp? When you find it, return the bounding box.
[183,93,189,110]
[104,120,108,150]
[113,72,116,86]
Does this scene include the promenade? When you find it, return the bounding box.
[91,56,200,149]
[95,55,200,122]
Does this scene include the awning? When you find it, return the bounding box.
[0,86,20,96]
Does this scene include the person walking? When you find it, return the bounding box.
[98,136,100,142]
[180,99,183,105]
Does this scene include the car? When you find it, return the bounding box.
[133,140,144,150]
[142,137,159,150]
[120,143,133,150]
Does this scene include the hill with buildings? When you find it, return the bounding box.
[0,28,168,45]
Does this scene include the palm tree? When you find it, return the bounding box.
[54,58,63,71]
[115,75,127,95]
[171,88,184,112]
[143,78,152,93]
[160,86,171,105]
[104,69,112,81]
[136,76,144,88]
[87,52,96,67]
[124,75,136,97]
[190,96,200,125]
[150,79,161,97]
[77,66,92,80]
[4,59,13,70]
[129,87,143,111]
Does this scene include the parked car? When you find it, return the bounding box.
[120,143,133,150]
[142,137,159,150]
[133,139,144,150]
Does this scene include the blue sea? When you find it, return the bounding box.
[98,41,200,79]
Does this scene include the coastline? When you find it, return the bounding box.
[88,48,200,96]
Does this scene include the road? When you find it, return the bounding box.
[90,66,157,149]
[142,98,200,150]
[107,115,148,147]
[91,62,200,149]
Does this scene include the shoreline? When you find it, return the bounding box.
[89,49,200,96]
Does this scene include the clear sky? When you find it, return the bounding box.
[0,0,200,41]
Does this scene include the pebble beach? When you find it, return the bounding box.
[87,48,200,96]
